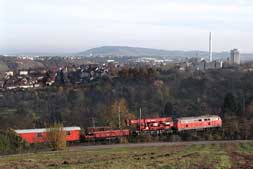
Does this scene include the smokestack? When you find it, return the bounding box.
[209,32,212,62]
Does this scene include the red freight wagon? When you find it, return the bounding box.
[176,115,222,131]
[127,117,173,131]
[15,127,81,144]
[84,129,130,140]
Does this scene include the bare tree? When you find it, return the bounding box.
[46,123,66,150]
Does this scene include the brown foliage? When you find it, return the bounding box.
[104,98,136,128]
[46,123,66,150]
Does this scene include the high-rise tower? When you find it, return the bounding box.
[230,49,240,64]
[209,32,212,62]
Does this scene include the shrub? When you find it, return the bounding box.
[0,129,29,154]
[119,137,128,144]
[46,123,66,150]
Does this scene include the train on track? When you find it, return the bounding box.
[15,115,222,144]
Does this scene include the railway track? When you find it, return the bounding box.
[70,140,253,151]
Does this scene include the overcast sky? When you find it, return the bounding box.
[0,0,253,53]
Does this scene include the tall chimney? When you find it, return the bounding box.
[209,32,212,62]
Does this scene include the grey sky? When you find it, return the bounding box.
[0,0,253,53]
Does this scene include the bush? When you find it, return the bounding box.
[46,123,66,150]
[0,129,29,154]
[168,134,182,142]
[119,137,129,144]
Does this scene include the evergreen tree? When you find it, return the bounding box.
[55,70,65,85]
[163,101,173,117]
[222,93,238,117]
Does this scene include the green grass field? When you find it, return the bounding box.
[0,143,253,169]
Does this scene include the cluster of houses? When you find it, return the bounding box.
[0,62,118,90]
[177,58,224,72]
[1,69,56,90]
[60,63,115,85]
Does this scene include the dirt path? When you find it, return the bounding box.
[224,143,253,169]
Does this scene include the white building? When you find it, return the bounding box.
[209,32,213,62]
[19,70,29,76]
[230,49,240,65]
[5,71,14,77]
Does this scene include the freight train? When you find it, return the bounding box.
[15,115,222,144]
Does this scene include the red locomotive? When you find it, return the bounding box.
[175,115,222,131]
[14,115,222,144]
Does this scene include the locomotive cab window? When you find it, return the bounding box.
[66,131,71,136]
[37,133,42,138]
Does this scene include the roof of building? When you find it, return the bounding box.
[15,126,81,134]
[177,115,220,123]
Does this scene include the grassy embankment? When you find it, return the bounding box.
[0,143,253,169]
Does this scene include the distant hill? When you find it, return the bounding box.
[2,46,252,61]
[76,46,214,59]
[77,46,253,61]
[78,46,177,57]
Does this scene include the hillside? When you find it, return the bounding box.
[77,46,237,60]
[2,47,253,61]
[1,66,253,130]
[78,46,176,57]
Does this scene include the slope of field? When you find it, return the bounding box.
[0,142,252,169]
[15,59,45,70]
[0,60,9,72]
